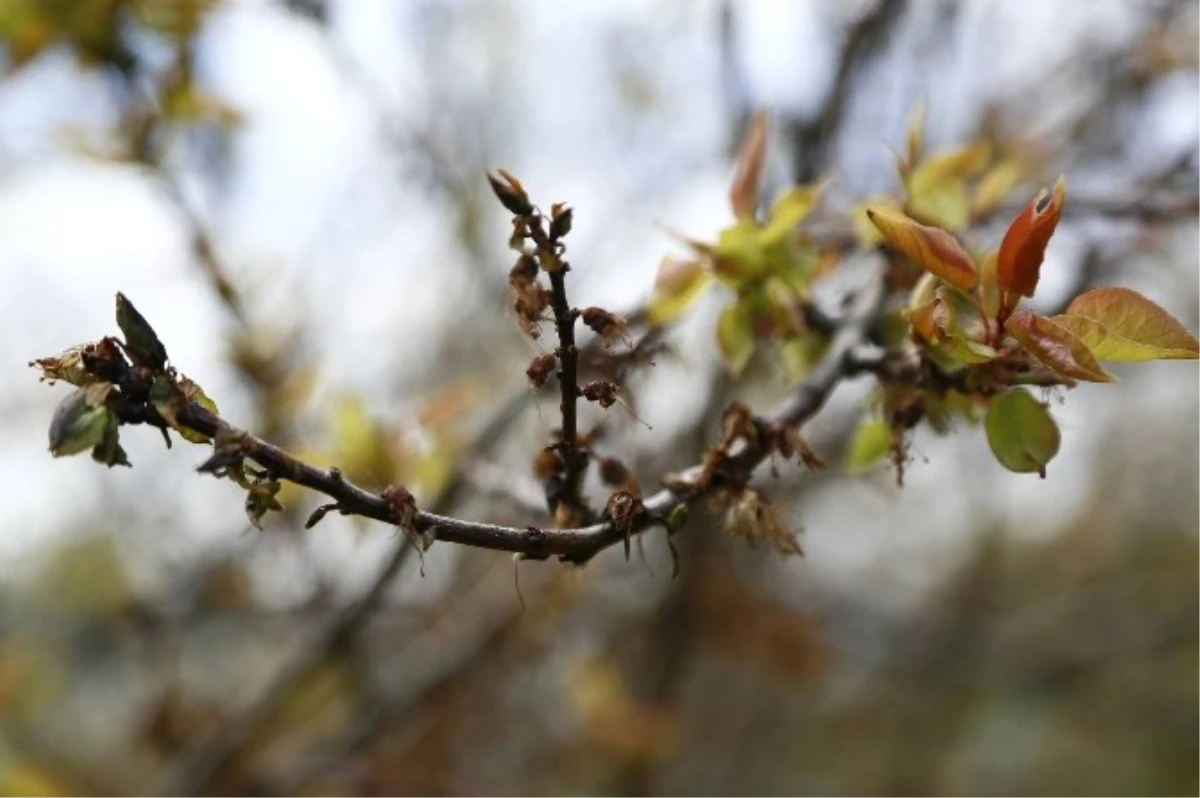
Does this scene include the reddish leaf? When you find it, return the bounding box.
[865,206,977,291]
[996,176,1066,297]
[1004,311,1114,383]
[729,110,770,219]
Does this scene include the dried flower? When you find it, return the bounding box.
[581,307,632,348]
[526,353,557,388]
[722,489,802,557]
[581,380,620,409]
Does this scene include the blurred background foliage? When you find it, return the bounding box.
[0,0,1196,795]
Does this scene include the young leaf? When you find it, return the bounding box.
[91,415,130,468]
[907,296,952,344]
[938,335,998,365]
[909,141,993,197]
[115,293,169,370]
[985,388,1060,476]
[647,257,713,325]
[851,196,897,247]
[908,142,992,230]
[864,206,977,291]
[758,181,827,246]
[995,176,1065,297]
[1055,287,1199,361]
[1004,311,1114,382]
[845,417,892,471]
[972,158,1026,219]
[904,100,925,168]
[175,375,219,444]
[729,110,770,219]
[716,302,755,376]
[713,220,769,282]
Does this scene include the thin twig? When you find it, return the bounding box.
[547,265,588,514]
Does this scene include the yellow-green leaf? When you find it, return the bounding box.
[985,388,1060,476]
[845,417,892,471]
[1004,311,1114,383]
[1058,287,1199,361]
[865,206,977,291]
[759,181,827,247]
[851,196,897,247]
[713,221,768,282]
[972,158,1026,219]
[647,256,713,325]
[908,182,971,231]
[176,375,219,444]
[938,335,997,364]
[909,141,993,197]
[777,335,828,383]
[716,302,755,376]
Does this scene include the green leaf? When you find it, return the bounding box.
[778,335,828,383]
[985,388,1061,476]
[845,417,892,472]
[91,414,130,468]
[937,335,997,364]
[175,375,219,444]
[909,141,993,196]
[1056,287,1199,361]
[245,479,284,530]
[716,302,755,377]
[758,182,827,247]
[713,221,768,283]
[647,257,713,325]
[115,293,168,370]
[908,182,971,231]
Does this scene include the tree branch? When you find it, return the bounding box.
[158,267,886,566]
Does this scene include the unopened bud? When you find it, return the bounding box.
[549,204,573,239]
[487,169,534,216]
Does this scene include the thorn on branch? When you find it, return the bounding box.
[604,489,644,561]
[513,554,527,610]
[305,502,342,530]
